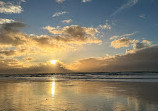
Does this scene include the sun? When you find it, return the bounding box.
[50,60,58,64]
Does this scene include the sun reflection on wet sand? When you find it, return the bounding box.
[0,79,158,111]
[51,78,56,97]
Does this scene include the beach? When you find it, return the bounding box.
[0,76,158,111]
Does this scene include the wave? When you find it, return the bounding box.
[0,72,158,82]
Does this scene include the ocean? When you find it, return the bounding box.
[1,72,158,82]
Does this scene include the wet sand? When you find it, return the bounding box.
[0,79,158,111]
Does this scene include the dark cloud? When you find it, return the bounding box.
[1,22,25,31]
[0,49,27,57]
[24,57,33,61]
[0,22,27,46]
[0,50,16,56]
[133,40,151,49]
[70,45,158,72]
[24,63,70,74]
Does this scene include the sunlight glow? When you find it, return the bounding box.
[51,79,56,97]
[50,60,58,64]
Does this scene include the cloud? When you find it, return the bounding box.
[99,24,111,30]
[98,21,111,30]
[21,0,26,2]
[23,62,70,73]
[56,0,66,3]
[110,34,152,50]
[110,32,136,40]
[0,22,58,58]
[55,0,91,3]
[126,40,152,53]
[0,22,73,73]
[69,45,158,72]
[111,38,137,48]
[62,19,72,24]
[0,50,16,56]
[111,0,138,17]
[110,32,141,49]
[0,59,70,74]
[0,22,157,73]
[31,35,60,49]
[82,0,91,3]
[43,25,102,45]
[0,1,23,14]
[0,48,27,57]
[52,11,68,17]
[0,18,15,24]
[0,58,24,69]
[0,22,102,70]
[133,40,151,49]
[139,14,146,19]
[0,22,101,51]
[0,22,28,46]
[24,57,33,61]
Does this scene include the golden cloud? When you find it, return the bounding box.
[111,38,137,48]
[0,22,102,73]
[43,25,102,45]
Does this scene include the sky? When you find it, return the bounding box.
[0,0,158,73]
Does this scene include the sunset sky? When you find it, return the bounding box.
[0,0,158,73]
